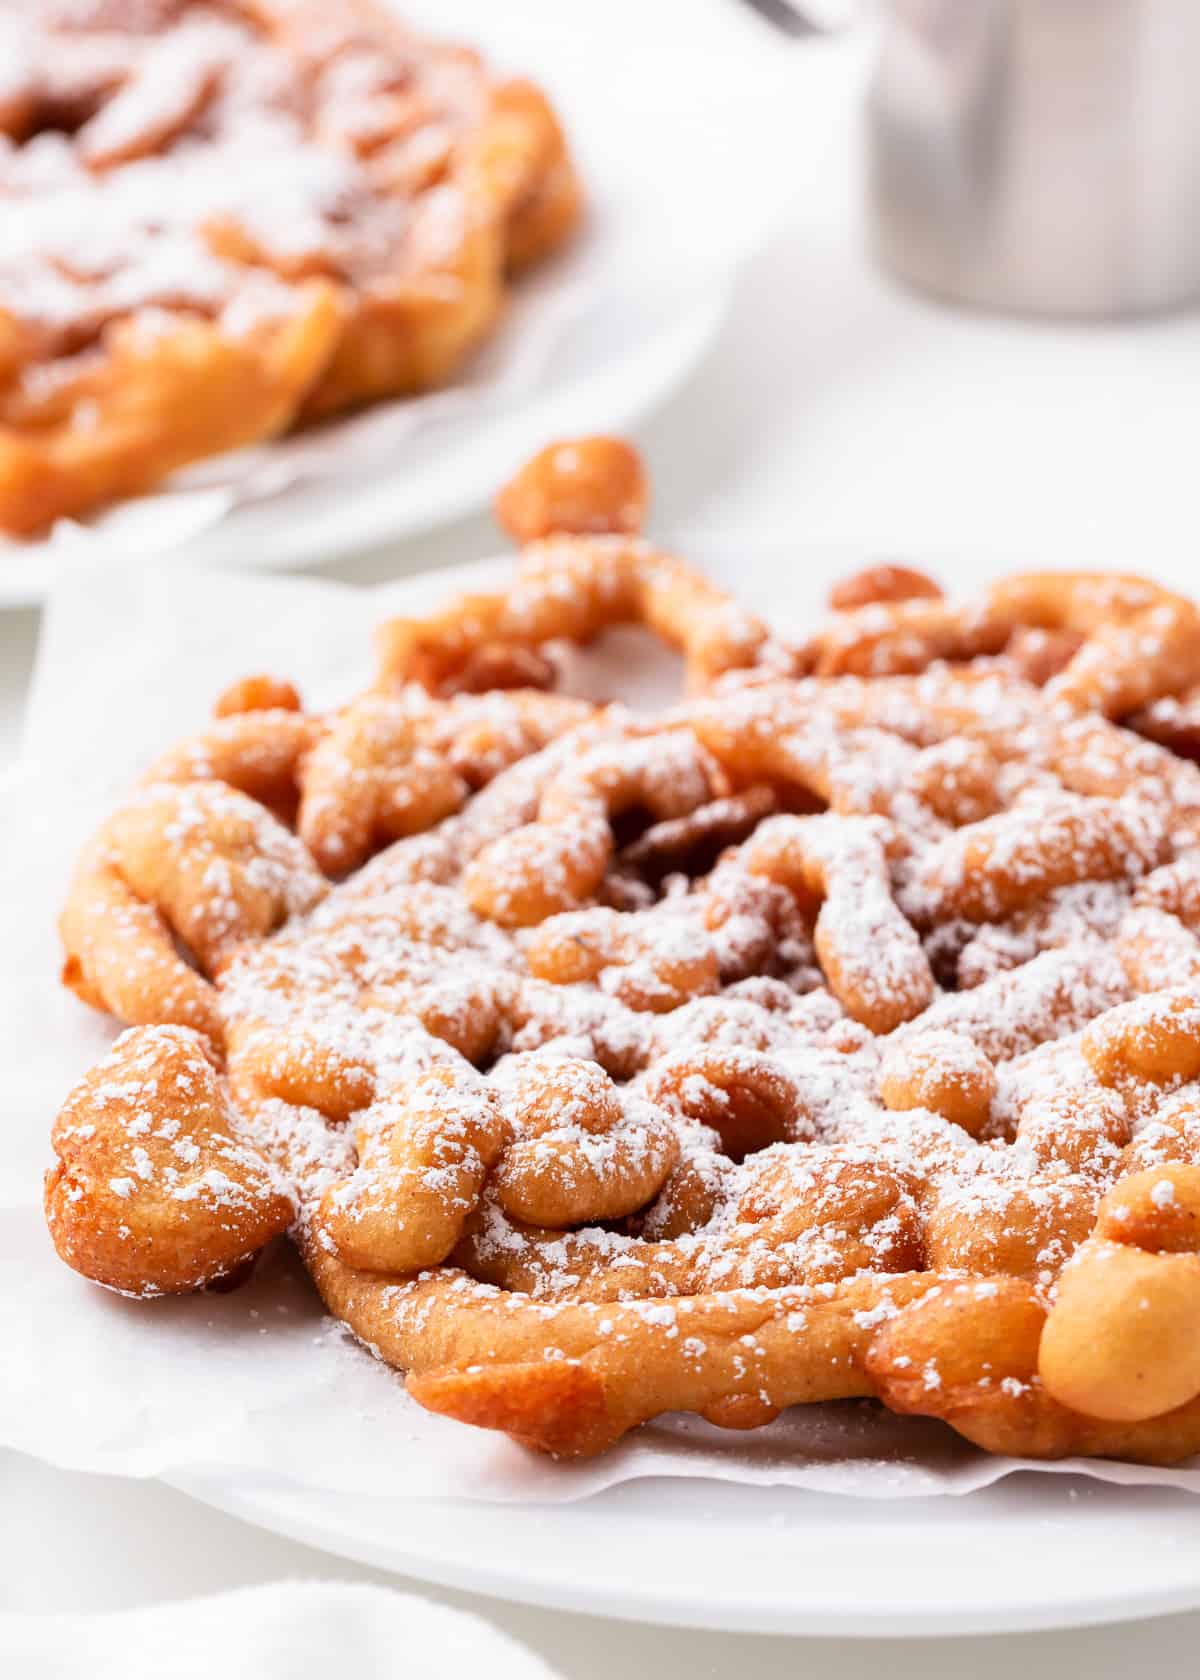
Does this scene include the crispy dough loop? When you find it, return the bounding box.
[619,785,779,881]
[690,690,926,818]
[1117,905,1200,993]
[814,597,1011,678]
[1013,1085,1131,1178]
[464,728,718,927]
[992,572,1200,718]
[146,708,319,823]
[298,694,467,876]
[1129,687,1200,762]
[641,1047,818,1160]
[924,1165,1100,1284]
[524,903,721,1014]
[1039,1167,1200,1423]
[429,689,595,787]
[905,795,1169,926]
[905,945,1131,1064]
[228,1023,376,1125]
[731,1149,926,1280]
[490,1056,679,1228]
[315,1066,509,1275]
[494,436,649,544]
[878,1030,997,1137]
[743,813,934,1033]
[954,885,1128,991]
[361,974,503,1067]
[457,1144,924,1304]
[310,1254,940,1457]
[868,1278,1200,1462]
[111,781,327,972]
[60,781,326,1041]
[632,1121,736,1240]
[906,738,1004,827]
[827,564,943,613]
[1003,626,1086,688]
[867,1278,1048,1420]
[489,79,584,270]
[1040,1241,1200,1423]
[377,534,785,697]
[213,674,303,718]
[1134,854,1200,928]
[1083,988,1200,1088]
[60,838,224,1042]
[45,1025,294,1297]
[812,572,1200,718]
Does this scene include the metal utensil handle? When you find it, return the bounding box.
[738,0,857,38]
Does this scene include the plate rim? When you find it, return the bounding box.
[0,291,726,610]
[28,533,1200,1638]
[166,1469,1200,1638]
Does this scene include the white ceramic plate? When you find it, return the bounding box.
[0,0,810,606]
[0,291,725,609]
[147,546,1200,1641]
[24,538,1199,1637]
[169,1469,1200,1637]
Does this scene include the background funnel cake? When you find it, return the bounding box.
[0,0,581,535]
[46,435,1200,1463]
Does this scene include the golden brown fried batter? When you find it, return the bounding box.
[0,3,582,533]
[43,445,1200,1464]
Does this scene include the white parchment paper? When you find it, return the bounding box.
[4,558,1200,1504]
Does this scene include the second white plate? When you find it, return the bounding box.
[0,289,727,609]
[170,1468,1200,1638]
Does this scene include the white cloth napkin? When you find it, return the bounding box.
[0,1582,561,1680]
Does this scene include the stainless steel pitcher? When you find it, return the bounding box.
[866,0,1200,317]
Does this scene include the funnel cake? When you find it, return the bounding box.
[0,0,581,535]
[45,437,1200,1465]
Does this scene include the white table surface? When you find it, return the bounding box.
[5,19,1200,1673]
